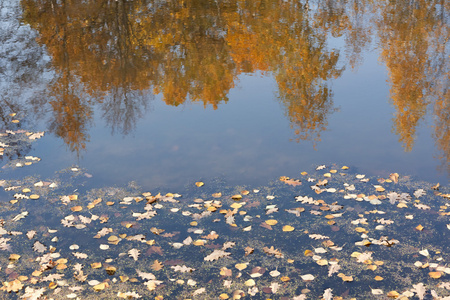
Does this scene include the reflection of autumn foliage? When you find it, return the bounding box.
[20,0,449,166]
[433,88,450,173]
[224,0,342,141]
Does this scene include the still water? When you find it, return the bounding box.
[0,1,449,299]
[0,0,448,189]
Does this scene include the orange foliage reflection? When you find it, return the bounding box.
[19,0,449,169]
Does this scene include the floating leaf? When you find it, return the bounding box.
[128,249,140,261]
[235,263,248,271]
[282,225,295,232]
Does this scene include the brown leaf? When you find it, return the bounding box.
[151,260,164,271]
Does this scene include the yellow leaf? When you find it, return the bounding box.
[105,266,116,275]
[367,265,377,271]
[265,219,278,226]
[29,194,40,200]
[91,262,102,269]
[374,276,384,281]
[316,259,328,266]
[387,291,399,298]
[195,182,204,187]
[282,225,295,232]
[429,271,442,279]
[48,282,57,289]
[416,224,424,231]
[235,263,247,271]
[355,227,367,233]
[230,203,242,209]
[71,206,82,212]
[231,194,242,200]
[93,282,107,291]
[9,254,20,261]
[244,279,255,286]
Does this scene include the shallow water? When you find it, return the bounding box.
[0,0,449,299]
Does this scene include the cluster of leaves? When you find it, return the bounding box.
[0,158,449,299]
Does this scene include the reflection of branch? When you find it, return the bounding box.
[101,88,150,135]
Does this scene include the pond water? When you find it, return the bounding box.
[0,0,449,299]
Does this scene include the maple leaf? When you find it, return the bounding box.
[20,286,46,300]
[204,249,231,261]
[414,203,430,210]
[412,283,426,300]
[323,288,333,300]
[4,280,23,293]
[144,280,163,291]
[151,260,164,271]
[222,241,235,250]
[328,264,341,277]
[171,265,195,273]
[225,215,235,225]
[74,271,87,282]
[33,241,46,253]
[42,273,64,282]
[94,227,112,238]
[270,282,280,293]
[79,215,91,224]
[136,270,156,280]
[414,189,426,198]
[0,237,11,251]
[73,263,83,272]
[202,231,219,240]
[263,246,284,258]
[128,248,140,261]
[245,247,254,256]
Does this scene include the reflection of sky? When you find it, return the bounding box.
[30,50,448,190]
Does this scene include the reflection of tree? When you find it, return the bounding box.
[377,0,449,155]
[21,0,342,146]
[434,88,450,173]
[226,0,342,142]
[19,0,450,168]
